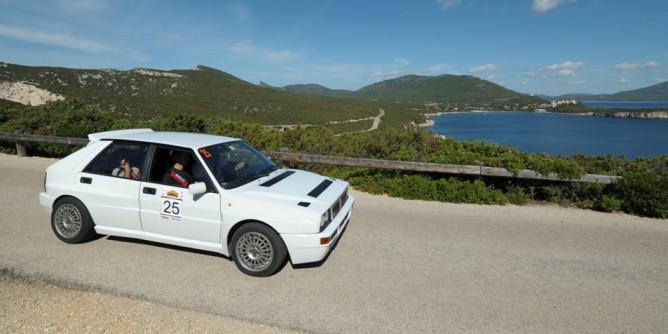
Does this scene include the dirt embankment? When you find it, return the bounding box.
[1,275,304,334]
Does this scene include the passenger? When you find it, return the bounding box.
[112,156,141,180]
[162,151,193,187]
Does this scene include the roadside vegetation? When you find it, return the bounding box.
[1,99,666,219]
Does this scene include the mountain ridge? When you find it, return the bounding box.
[551,81,668,101]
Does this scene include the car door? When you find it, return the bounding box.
[138,147,222,244]
[76,141,148,231]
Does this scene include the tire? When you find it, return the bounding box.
[230,223,288,277]
[51,197,96,244]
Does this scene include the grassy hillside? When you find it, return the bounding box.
[273,83,355,99]
[353,74,542,104]
[555,81,668,101]
[0,63,411,126]
[269,74,544,106]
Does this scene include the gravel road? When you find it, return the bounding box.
[1,153,667,333]
[1,275,302,333]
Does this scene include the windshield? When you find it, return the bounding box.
[197,140,278,189]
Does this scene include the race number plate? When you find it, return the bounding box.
[161,189,184,221]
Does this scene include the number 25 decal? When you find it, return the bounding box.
[162,199,182,216]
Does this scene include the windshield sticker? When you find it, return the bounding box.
[161,189,184,221]
[199,148,212,158]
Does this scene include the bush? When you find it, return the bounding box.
[597,195,622,213]
[615,172,668,218]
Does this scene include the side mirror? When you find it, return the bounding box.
[188,182,207,195]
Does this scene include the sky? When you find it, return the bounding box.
[1,0,667,96]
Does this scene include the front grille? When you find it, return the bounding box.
[330,187,349,220]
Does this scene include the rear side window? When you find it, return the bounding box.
[84,142,149,180]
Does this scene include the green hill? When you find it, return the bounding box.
[0,63,382,125]
[555,81,668,101]
[270,83,355,99]
[604,81,668,101]
[0,62,544,130]
[276,74,544,105]
[355,74,529,103]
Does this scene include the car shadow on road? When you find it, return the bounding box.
[104,220,351,273]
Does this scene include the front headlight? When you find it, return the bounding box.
[320,210,332,231]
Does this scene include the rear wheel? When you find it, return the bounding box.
[231,223,287,277]
[51,197,96,244]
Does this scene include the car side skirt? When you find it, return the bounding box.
[94,226,228,256]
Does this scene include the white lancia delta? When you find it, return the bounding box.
[39,129,354,277]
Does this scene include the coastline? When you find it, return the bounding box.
[420,109,668,127]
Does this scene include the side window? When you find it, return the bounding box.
[84,142,148,180]
[152,147,197,188]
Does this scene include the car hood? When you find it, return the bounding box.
[223,169,351,234]
[241,169,346,207]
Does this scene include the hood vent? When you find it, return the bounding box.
[260,171,295,187]
[308,179,333,198]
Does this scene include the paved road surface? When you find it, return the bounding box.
[1,154,667,333]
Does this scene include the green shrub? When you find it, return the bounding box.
[615,172,668,218]
[597,195,622,213]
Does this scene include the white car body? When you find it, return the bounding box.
[39,129,354,276]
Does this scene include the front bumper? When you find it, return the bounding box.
[39,192,56,215]
[281,195,355,264]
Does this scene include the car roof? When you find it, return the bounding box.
[88,129,239,149]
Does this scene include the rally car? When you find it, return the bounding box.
[39,129,354,277]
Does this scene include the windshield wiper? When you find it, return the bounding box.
[223,165,279,189]
[257,165,280,176]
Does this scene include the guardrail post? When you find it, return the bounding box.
[14,130,27,157]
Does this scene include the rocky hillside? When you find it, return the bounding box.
[0,63,384,125]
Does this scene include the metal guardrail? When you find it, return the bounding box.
[0,131,618,184]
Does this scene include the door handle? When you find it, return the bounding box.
[80,177,92,184]
[143,187,156,195]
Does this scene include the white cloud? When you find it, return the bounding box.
[531,0,576,14]
[616,78,631,84]
[485,74,495,81]
[568,80,586,85]
[545,61,584,71]
[553,69,578,77]
[470,64,500,73]
[229,40,301,64]
[436,0,461,10]
[613,61,660,72]
[0,24,114,53]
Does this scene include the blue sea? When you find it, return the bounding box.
[429,111,668,159]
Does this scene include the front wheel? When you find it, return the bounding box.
[231,223,287,277]
[51,197,96,244]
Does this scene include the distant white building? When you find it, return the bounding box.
[550,99,577,108]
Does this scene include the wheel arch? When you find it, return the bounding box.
[52,195,96,224]
[226,219,290,260]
